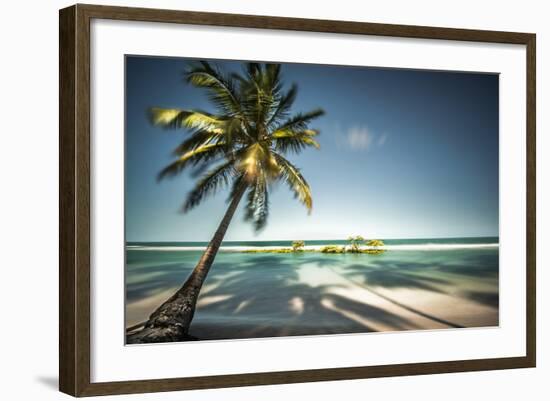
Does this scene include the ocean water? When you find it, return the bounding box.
[127,236,498,251]
[126,237,499,341]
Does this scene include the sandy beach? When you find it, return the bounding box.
[126,243,499,341]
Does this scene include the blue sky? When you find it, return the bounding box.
[125,56,499,241]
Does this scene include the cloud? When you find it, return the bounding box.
[346,126,373,150]
[334,123,388,152]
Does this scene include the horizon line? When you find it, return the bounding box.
[127,235,500,243]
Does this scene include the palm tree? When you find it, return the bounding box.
[127,61,324,343]
[347,235,365,253]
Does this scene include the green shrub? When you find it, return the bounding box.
[291,240,305,252]
[320,245,345,254]
[366,239,385,247]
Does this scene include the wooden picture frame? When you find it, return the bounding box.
[59,3,536,397]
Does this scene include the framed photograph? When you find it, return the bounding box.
[59,4,536,397]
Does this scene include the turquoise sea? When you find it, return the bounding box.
[126,237,499,341]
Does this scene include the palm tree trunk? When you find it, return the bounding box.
[127,182,248,344]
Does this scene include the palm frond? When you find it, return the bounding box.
[272,129,320,154]
[182,161,236,212]
[244,173,269,231]
[149,108,225,133]
[185,61,242,116]
[158,142,227,181]
[272,108,325,133]
[237,143,280,180]
[222,116,250,148]
[170,117,250,156]
[171,130,223,156]
[189,157,225,178]
[238,63,283,132]
[273,153,313,211]
[267,84,297,127]
[264,64,281,88]
[245,63,261,79]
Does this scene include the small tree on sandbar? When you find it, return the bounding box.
[291,240,305,252]
[347,235,365,253]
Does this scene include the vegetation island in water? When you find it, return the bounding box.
[242,236,386,255]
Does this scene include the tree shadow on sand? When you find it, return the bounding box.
[460,290,499,308]
[126,249,499,340]
[329,263,463,328]
[125,250,200,303]
[335,252,498,321]
[188,254,399,339]
[337,262,451,294]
